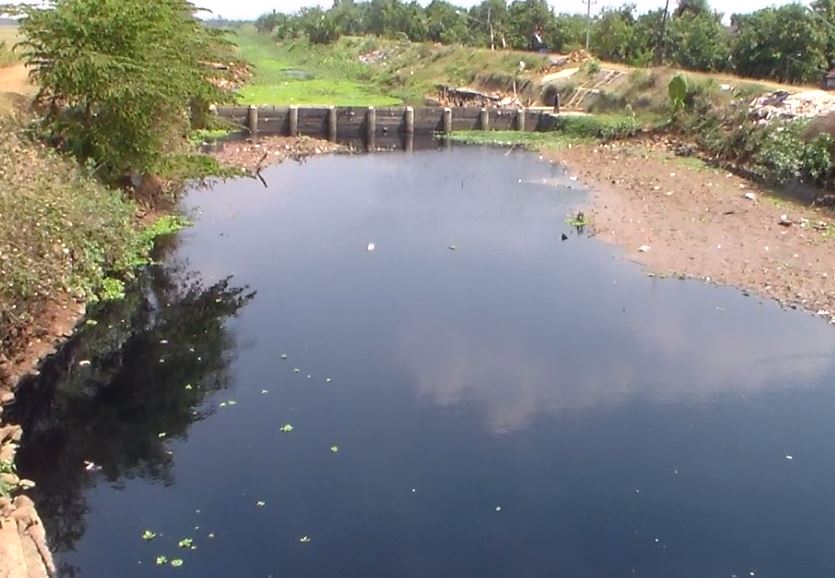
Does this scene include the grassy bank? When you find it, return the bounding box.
[0,25,19,67]
[232,26,549,106]
[0,122,187,384]
[450,114,641,148]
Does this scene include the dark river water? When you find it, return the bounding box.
[10,147,835,578]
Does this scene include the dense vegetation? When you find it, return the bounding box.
[0,0,238,380]
[255,0,835,85]
[14,0,236,182]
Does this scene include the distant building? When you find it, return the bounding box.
[823,67,835,90]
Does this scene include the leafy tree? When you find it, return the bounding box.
[18,0,234,181]
[469,0,510,49]
[550,14,587,52]
[668,9,730,71]
[299,7,341,44]
[732,4,828,84]
[506,0,554,49]
[425,0,469,44]
[592,6,637,62]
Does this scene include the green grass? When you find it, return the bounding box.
[231,27,551,107]
[232,28,401,106]
[0,25,20,67]
[448,130,584,149]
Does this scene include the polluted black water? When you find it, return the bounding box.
[10,147,835,578]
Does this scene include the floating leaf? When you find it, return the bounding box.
[177,538,193,549]
[170,559,184,568]
[256,500,266,507]
[299,535,311,543]
[280,424,294,433]
[142,530,157,541]
[330,445,339,453]
[156,556,168,565]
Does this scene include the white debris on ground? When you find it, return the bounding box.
[750,90,835,122]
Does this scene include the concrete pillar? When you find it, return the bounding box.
[366,106,376,150]
[516,108,526,132]
[289,106,299,137]
[405,106,415,135]
[443,107,452,134]
[328,106,337,142]
[247,105,258,141]
[480,107,489,131]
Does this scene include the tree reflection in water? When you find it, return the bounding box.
[7,254,254,572]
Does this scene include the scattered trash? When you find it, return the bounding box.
[280,424,294,433]
[330,445,339,453]
[159,340,169,345]
[561,233,568,241]
[495,506,502,512]
[293,368,300,373]
[639,245,651,253]
[78,360,91,367]
[786,455,794,460]
[367,242,376,252]
[280,353,288,360]
[184,384,193,390]
[158,432,167,439]
[83,460,101,472]
[208,533,215,539]
[448,245,457,251]
[569,176,578,182]
[299,536,311,543]
[261,389,269,394]
[325,378,332,383]
[779,214,793,226]
[256,501,266,507]
[411,488,417,493]
[744,192,757,201]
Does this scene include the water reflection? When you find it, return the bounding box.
[8,258,253,567]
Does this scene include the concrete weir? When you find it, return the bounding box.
[215,105,562,144]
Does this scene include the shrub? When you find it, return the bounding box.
[551,114,640,141]
[17,0,236,182]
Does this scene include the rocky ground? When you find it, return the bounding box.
[547,139,835,322]
[210,136,345,173]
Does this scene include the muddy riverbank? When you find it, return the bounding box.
[547,140,835,322]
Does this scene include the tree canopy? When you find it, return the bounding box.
[255,0,835,85]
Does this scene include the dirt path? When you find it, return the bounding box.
[0,64,34,96]
[546,141,835,322]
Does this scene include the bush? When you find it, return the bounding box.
[0,124,142,357]
[17,0,236,183]
[551,114,640,141]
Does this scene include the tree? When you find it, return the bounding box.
[425,0,469,44]
[592,6,637,62]
[732,5,828,84]
[469,0,510,49]
[668,9,730,71]
[18,0,234,181]
[506,0,555,49]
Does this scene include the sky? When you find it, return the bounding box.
[195,0,806,21]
